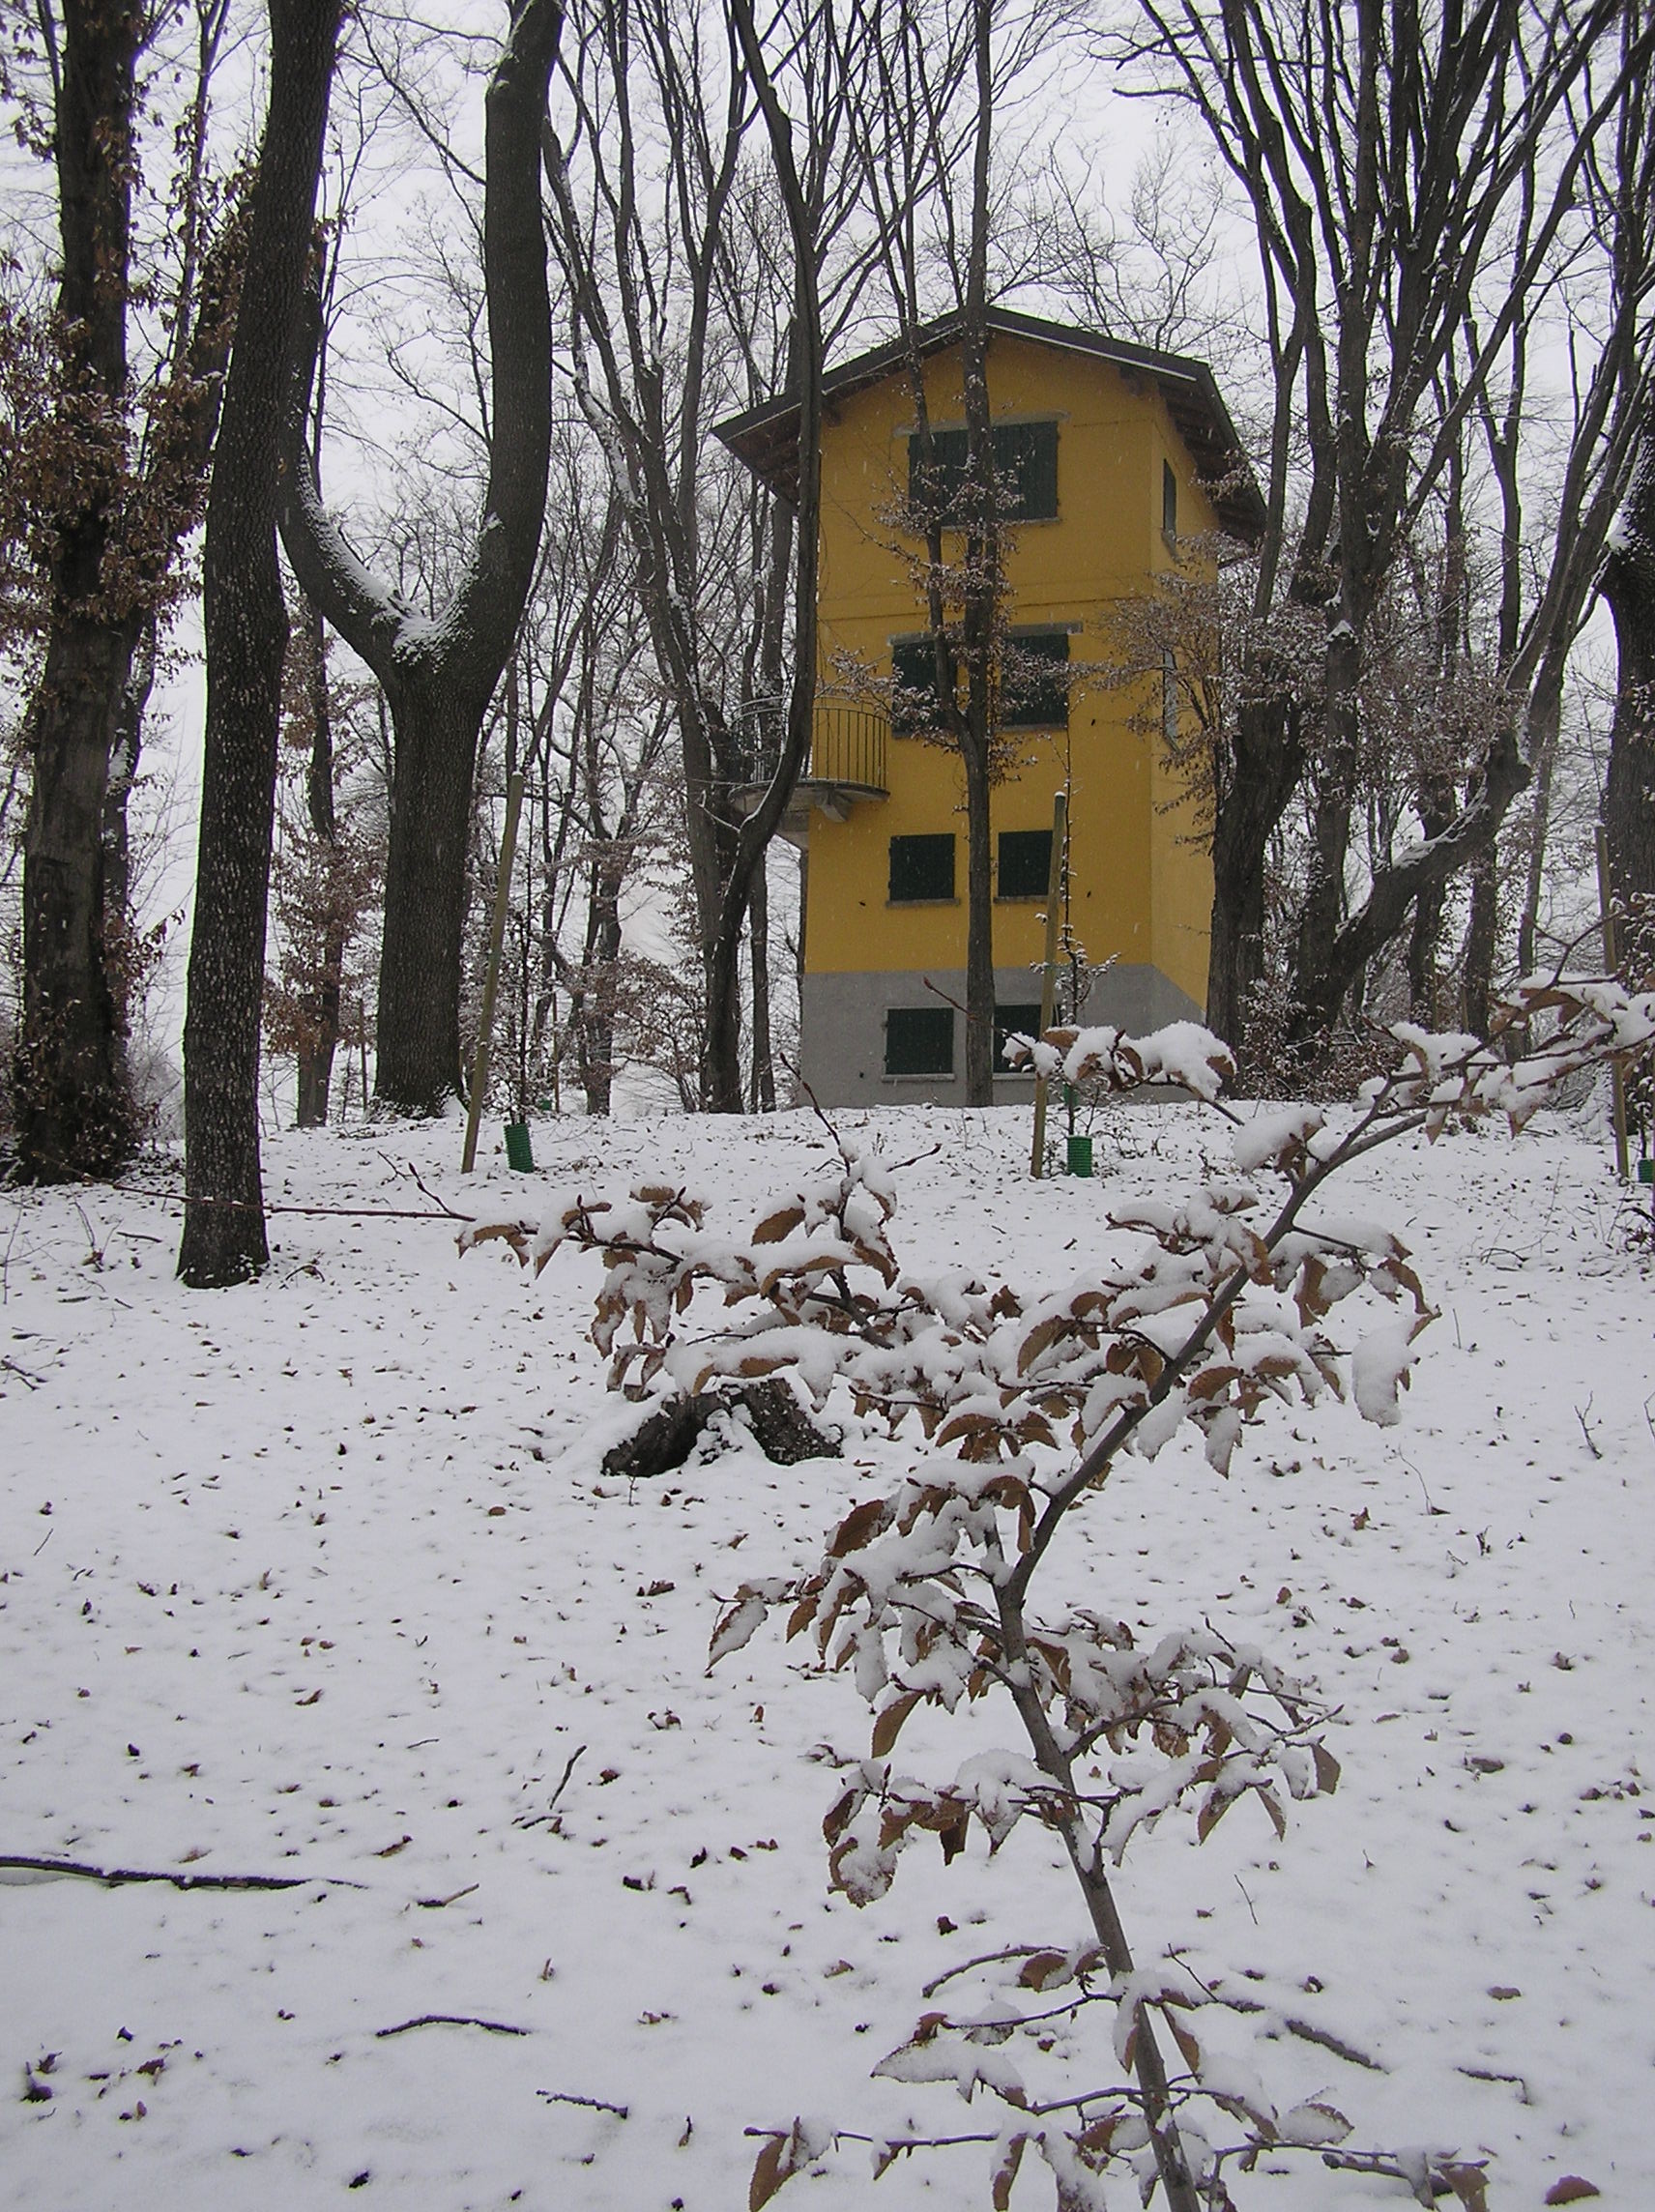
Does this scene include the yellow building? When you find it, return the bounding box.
[716,307,1263,1106]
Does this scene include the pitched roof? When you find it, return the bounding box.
[711,304,1266,544]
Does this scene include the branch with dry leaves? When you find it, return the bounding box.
[467,979,1652,2210]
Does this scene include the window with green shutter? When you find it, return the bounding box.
[886,1006,955,1076]
[907,422,1059,524]
[997,829,1053,899]
[1002,631,1070,728]
[888,833,956,902]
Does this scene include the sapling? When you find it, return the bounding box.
[465,975,1654,2210]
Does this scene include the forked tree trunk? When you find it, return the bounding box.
[281,0,560,1117]
[178,0,340,1287]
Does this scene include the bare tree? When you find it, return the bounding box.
[1114,0,1653,1060]
[178,0,341,1287]
[7,0,237,1179]
[279,0,562,1116]
[848,0,1070,1102]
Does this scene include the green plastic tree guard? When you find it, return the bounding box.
[1066,1133,1093,1178]
[505,1122,535,1173]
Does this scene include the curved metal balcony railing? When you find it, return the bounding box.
[808,704,888,793]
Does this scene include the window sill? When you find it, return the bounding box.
[883,1071,954,1083]
[995,892,1046,904]
[886,896,960,908]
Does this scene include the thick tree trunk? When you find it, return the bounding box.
[373,677,489,1113]
[1206,696,1303,1054]
[18,618,140,1175]
[1462,840,1497,1037]
[15,0,141,1179]
[1603,440,1655,922]
[1407,782,1455,1024]
[178,0,339,1287]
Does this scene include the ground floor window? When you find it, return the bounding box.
[885,1005,955,1075]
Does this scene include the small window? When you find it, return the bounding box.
[886,1006,954,1076]
[998,829,1053,899]
[994,1002,1044,1070]
[892,636,948,735]
[888,832,955,902]
[1003,631,1070,729]
[908,421,1059,524]
[1162,459,1177,538]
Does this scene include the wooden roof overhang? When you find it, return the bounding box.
[712,304,1266,546]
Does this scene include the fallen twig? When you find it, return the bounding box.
[414,1881,479,1908]
[1576,1399,1604,1460]
[0,1853,363,1892]
[537,2089,629,2117]
[376,2014,529,2039]
[1458,2062,1533,2105]
[73,1179,476,1224]
[515,1744,586,1829]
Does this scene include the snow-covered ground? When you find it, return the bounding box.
[3,1098,1652,2210]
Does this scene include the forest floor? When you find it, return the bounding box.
[3,1094,1654,2210]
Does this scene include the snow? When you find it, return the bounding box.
[4,1100,1655,2207]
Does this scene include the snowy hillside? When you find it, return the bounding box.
[3,1100,1652,2209]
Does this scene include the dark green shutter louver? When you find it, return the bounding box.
[907,422,1058,523]
[1002,632,1069,728]
[998,830,1053,898]
[888,833,956,902]
[886,1007,955,1075]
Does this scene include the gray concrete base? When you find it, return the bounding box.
[797,964,1204,1106]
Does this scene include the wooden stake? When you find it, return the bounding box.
[462,770,527,1175]
[1030,790,1067,1178]
[1596,823,1630,1180]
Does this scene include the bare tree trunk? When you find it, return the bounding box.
[281,0,560,1116]
[748,860,774,1112]
[1603,425,1655,920]
[956,0,999,1107]
[294,597,343,1127]
[1206,698,1303,1051]
[1462,841,1498,1038]
[16,0,233,1180]
[178,0,340,1287]
[102,618,156,951]
[15,1,142,1179]
[712,0,828,1112]
[1407,782,1454,1024]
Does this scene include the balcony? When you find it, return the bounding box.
[732,703,888,847]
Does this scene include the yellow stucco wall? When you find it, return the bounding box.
[803,330,1214,1012]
